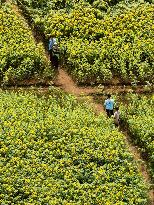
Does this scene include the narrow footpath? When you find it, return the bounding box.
[5,1,154,204]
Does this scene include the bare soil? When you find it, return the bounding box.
[4,1,154,203]
[122,131,154,205]
[54,69,154,203]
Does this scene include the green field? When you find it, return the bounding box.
[0,0,153,204]
[15,0,154,84]
[0,90,149,204]
[121,94,154,180]
[0,4,53,85]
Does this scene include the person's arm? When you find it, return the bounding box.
[49,40,52,51]
[104,100,106,107]
[112,99,114,110]
[114,112,116,119]
[53,38,57,45]
[49,39,54,50]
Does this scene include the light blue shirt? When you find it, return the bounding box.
[104,99,114,110]
[49,38,56,51]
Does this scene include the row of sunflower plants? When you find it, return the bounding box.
[15,0,125,12]
[0,3,54,85]
[120,94,154,180]
[15,0,154,84]
[44,3,154,84]
[0,89,149,204]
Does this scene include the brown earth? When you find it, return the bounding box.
[55,69,154,204]
[3,1,154,203]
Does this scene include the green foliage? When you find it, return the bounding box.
[121,94,154,178]
[0,90,148,204]
[15,0,154,84]
[45,4,154,84]
[0,4,53,84]
[16,0,124,11]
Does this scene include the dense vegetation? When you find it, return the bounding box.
[0,3,53,85]
[121,94,154,180]
[0,1,153,204]
[0,90,148,204]
[16,0,154,84]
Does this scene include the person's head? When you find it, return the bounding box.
[107,94,111,99]
[115,106,119,111]
[49,34,55,40]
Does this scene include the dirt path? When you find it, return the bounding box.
[54,69,100,95]
[5,1,154,203]
[53,68,154,204]
[122,131,154,204]
[55,68,154,203]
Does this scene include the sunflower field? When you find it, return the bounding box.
[121,94,154,179]
[0,3,53,85]
[0,90,149,204]
[15,0,154,84]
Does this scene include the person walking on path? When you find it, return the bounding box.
[104,94,114,117]
[48,36,59,70]
[114,107,120,127]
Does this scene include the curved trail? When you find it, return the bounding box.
[5,1,154,203]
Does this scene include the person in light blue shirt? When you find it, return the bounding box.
[49,37,57,51]
[104,94,114,117]
[48,36,59,69]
